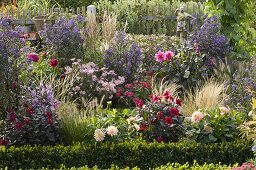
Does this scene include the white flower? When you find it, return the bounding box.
[133,123,140,131]
[252,145,256,152]
[248,111,253,117]
[191,111,204,123]
[94,129,105,142]
[106,125,118,136]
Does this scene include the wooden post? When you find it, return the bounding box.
[82,6,86,16]
[146,0,149,35]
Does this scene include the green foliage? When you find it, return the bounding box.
[205,0,256,59]
[135,92,184,143]
[186,108,246,143]
[29,162,236,170]
[151,49,214,90]
[127,34,179,72]
[0,140,253,169]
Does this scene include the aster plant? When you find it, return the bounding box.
[0,18,25,114]
[2,83,62,146]
[190,15,231,62]
[64,59,125,106]
[225,57,256,113]
[104,32,142,83]
[41,16,85,67]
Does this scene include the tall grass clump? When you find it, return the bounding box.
[182,79,227,116]
[57,97,103,144]
[102,11,117,48]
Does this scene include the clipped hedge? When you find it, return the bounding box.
[38,162,236,170]
[0,140,253,169]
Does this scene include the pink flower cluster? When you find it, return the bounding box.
[152,90,182,106]
[115,81,152,108]
[155,50,175,63]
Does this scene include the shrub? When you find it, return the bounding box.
[127,34,179,73]
[134,90,184,143]
[114,80,152,108]
[151,48,214,90]
[1,82,63,146]
[38,162,236,170]
[0,140,253,169]
[185,108,246,143]
[64,59,125,105]
[104,32,142,83]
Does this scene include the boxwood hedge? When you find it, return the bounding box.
[0,140,253,169]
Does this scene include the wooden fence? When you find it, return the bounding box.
[1,1,205,36]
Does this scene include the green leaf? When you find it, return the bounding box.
[209,134,218,141]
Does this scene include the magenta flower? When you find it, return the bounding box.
[133,98,144,108]
[164,51,174,61]
[152,95,161,103]
[27,53,39,62]
[124,91,134,97]
[49,58,59,67]
[155,51,165,63]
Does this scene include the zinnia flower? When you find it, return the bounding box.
[191,111,204,123]
[94,129,105,142]
[0,138,9,146]
[27,53,39,62]
[164,51,174,61]
[106,125,118,136]
[164,116,173,124]
[163,90,171,100]
[155,50,165,63]
[49,58,59,67]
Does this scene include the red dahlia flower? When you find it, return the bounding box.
[49,58,59,67]
[139,123,148,131]
[169,108,179,116]
[164,116,173,124]
[157,111,163,120]
[27,53,39,62]
[175,98,182,106]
